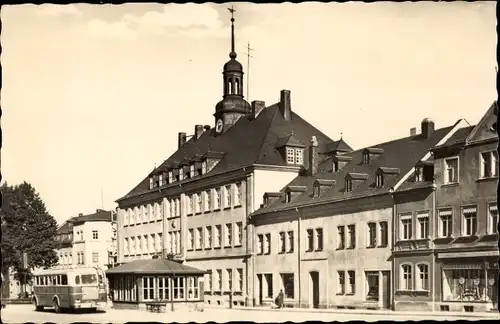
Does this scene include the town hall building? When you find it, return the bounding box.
[114,11,350,308]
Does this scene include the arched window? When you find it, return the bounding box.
[228,79,233,94]
[235,78,240,95]
[416,263,429,291]
[401,264,413,290]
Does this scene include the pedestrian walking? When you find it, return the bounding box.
[275,289,284,309]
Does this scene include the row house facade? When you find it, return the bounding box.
[54,209,116,270]
[249,117,470,310]
[114,13,351,308]
[392,103,498,312]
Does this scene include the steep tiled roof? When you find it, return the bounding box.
[106,258,206,275]
[70,209,113,225]
[117,104,340,203]
[325,138,353,153]
[252,125,455,215]
[57,218,74,234]
[432,126,474,150]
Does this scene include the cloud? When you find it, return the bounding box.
[82,19,137,41]
[38,4,82,18]
[123,4,226,39]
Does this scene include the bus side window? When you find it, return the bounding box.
[62,275,68,285]
[75,275,80,285]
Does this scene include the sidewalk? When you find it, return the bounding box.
[205,304,500,319]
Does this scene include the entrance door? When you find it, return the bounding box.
[309,271,319,308]
[257,274,263,306]
[381,271,391,309]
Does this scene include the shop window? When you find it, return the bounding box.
[281,273,295,299]
[264,273,273,298]
[365,272,379,301]
[172,277,185,300]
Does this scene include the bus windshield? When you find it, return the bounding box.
[80,274,98,285]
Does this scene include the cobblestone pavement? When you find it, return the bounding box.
[1,304,498,323]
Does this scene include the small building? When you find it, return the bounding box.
[105,258,206,312]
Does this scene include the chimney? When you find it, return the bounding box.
[178,132,187,148]
[410,127,417,136]
[250,101,266,120]
[194,125,203,140]
[78,213,83,216]
[309,136,319,176]
[279,90,291,121]
[203,125,211,131]
[421,118,435,139]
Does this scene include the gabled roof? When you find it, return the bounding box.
[57,218,75,234]
[106,258,206,275]
[377,167,400,175]
[346,172,369,180]
[465,101,498,145]
[117,104,340,203]
[314,179,336,186]
[252,122,459,216]
[275,134,306,148]
[325,138,353,153]
[70,209,113,225]
[431,126,474,150]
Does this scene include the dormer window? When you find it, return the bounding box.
[345,180,352,193]
[178,168,184,181]
[415,166,424,182]
[295,149,304,164]
[154,175,160,187]
[202,161,207,175]
[168,171,173,183]
[376,174,384,188]
[149,177,154,189]
[362,152,370,165]
[190,164,195,178]
[333,161,339,172]
[313,185,320,198]
[286,148,304,165]
[285,192,292,203]
[286,148,295,163]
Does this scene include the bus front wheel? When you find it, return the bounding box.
[33,298,43,311]
[53,299,61,313]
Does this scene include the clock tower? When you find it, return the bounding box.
[214,5,251,135]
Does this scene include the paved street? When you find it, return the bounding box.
[2,304,499,323]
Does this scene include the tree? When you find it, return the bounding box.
[1,181,59,286]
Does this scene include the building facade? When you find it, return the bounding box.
[54,209,116,270]
[250,117,468,310]
[115,12,350,308]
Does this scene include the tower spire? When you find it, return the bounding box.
[228,5,237,59]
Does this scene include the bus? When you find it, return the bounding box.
[32,266,108,313]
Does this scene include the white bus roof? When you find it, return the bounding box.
[32,266,100,276]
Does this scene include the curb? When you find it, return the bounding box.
[205,305,500,319]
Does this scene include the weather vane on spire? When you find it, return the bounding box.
[227,4,237,59]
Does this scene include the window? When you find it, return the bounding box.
[347,271,355,294]
[224,223,232,247]
[401,264,412,290]
[157,233,162,252]
[235,182,242,206]
[187,195,193,215]
[444,157,459,184]
[416,264,429,291]
[462,206,477,236]
[179,168,184,181]
[168,171,173,183]
[195,227,202,250]
[279,232,286,253]
[91,230,98,240]
[226,269,232,291]
[206,270,212,291]
[215,188,221,210]
[215,225,221,248]
[375,174,384,188]
[143,235,148,253]
[264,233,271,254]
[175,198,181,216]
[235,222,243,246]
[158,277,170,301]
[313,185,320,198]
[438,209,453,238]
[345,180,352,193]
[337,226,345,249]
[333,161,339,172]
[337,271,345,294]
[187,229,194,250]
[159,174,163,186]
[149,177,154,189]
[286,148,295,164]
[224,185,232,208]
[347,225,356,248]
[172,277,185,300]
[130,237,136,255]
[488,204,498,235]
[295,149,304,165]
[316,228,323,251]
[205,190,211,211]
[285,192,292,203]
[379,221,388,246]
[415,166,424,182]
[281,273,295,299]
[151,233,156,252]
[362,152,370,165]
[366,272,379,301]
[306,229,314,252]
[195,193,202,213]
[367,222,377,247]
[257,234,264,255]
[480,151,499,178]
[204,226,212,249]
[215,270,222,292]
[190,165,195,179]
[236,268,243,292]
[201,161,207,175]
[400,213,412,240]
[143,277,155,301]
[264,274,273,298]
[187,277,199,300]
[92,252,99,264]
[417,212,429,239]
[287,231,294,253]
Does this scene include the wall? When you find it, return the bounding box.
[73,221,114,268]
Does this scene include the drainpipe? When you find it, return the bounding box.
[297,208,302,308]
[431,183,437,312]
[390,191,396,310]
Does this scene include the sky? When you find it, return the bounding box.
[1,2,497,225]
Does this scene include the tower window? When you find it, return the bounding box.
[235,78,240,95]
[228,79,232,94]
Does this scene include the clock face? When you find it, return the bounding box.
[215,119,224,133]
